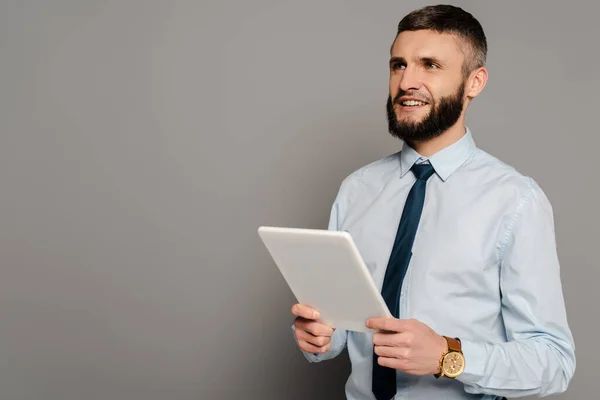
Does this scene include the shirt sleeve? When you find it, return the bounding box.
[458,178,576,397]
[291,184,349,362]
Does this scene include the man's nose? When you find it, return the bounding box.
[399,66,422,92]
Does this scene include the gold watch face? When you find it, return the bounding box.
[442,352,465,378]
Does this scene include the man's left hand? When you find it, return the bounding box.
[366,317,447,375]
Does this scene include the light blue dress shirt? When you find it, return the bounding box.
[293,128,575,399]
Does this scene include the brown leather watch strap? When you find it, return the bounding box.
[444,336,462,353]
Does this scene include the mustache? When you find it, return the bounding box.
[392,90,431,105]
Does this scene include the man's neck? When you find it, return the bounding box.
[407,122,467,158]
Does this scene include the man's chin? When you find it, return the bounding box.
[395,113,426,126]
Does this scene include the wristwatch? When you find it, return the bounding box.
[434,336,465,379]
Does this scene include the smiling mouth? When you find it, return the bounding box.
[396,100,429,112]
[400,100,428,106]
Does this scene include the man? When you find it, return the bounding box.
[290,4,575,400]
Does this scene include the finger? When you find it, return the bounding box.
[377,356,408,371]
[372,332,413,347]
[298,339,331,354]
[291,304,320,320]
[374,345,410,359]
[295,327,331,347]
[294,318,334,337]
[366,317,408,332]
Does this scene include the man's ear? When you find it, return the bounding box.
[465,67,488,99]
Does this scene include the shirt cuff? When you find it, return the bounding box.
[457,338,489,386]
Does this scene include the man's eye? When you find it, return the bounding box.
[427,63,438,69]
[392,63,406,70]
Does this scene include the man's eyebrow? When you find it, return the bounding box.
[389,57,405,66]
[389,56,447,67]
[419,56,445,66]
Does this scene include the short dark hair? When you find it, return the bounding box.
[395,4,487,77]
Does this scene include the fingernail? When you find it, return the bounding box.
[313,311,320,319]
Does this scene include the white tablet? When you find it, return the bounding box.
[257,226,392,332]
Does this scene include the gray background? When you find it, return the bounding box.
[0,0,596,399]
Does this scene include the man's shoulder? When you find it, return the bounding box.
[469,148,544,200]
[339,151,401,189]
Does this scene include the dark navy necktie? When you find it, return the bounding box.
[372,162,435,400]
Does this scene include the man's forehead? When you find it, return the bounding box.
[391,30,465,59]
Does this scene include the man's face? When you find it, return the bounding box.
[387,30,468,142]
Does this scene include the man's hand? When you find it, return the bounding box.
[292,304,335,354]
[366,317,447,375]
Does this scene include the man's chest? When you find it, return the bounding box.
[340,182,511,318]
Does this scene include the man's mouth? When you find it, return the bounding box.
[400,100,428,107]
[396,99,429,111]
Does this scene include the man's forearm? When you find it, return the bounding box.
[458,335,575,398]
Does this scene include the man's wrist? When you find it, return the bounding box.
[435,336,466,379]
[434,335,449,377]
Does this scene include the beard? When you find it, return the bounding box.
[386,82,466,142]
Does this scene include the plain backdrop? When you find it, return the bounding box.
[0,1,597,399]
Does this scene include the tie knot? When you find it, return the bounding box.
[411,162,435,181]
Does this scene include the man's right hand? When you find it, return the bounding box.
[292,304,335,354]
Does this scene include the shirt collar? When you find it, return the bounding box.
[399,127,476,182]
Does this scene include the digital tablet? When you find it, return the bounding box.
[257,226,392,332]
